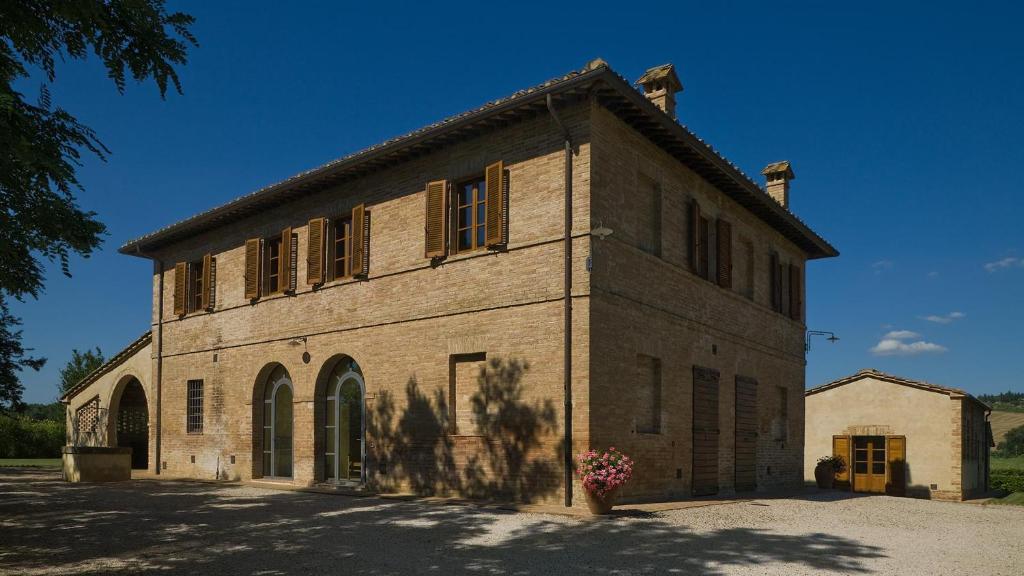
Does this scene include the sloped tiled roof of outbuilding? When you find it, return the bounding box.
[806,368,990,410]
[60,331,152,403]
[120,59,838,260]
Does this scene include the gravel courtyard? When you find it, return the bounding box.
[1,469,1021,575]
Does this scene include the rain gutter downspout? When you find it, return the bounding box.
[546,93,573,508]
[147,247,164,476]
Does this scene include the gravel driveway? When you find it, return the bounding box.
[1,469,1021,575]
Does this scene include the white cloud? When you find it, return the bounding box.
[984,257,1024,272]
[870,338,948,356]
[927,271,939,278]
[883,330,921,340]
[872,260,894,274]
[921,311,966,324]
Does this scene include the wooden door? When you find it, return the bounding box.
[692,367,720,496]
[832,435,851,489]
[734,376,758,492]
[853,436,887,493]
[886,436,906,496]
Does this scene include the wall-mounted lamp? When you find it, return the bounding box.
[805,330,839,352]
[590,220,614,240]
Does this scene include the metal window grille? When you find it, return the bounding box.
[187,380,203,434]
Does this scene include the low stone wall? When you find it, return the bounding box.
[62,446,132,482]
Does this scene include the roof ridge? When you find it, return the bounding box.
[60,331,152,403]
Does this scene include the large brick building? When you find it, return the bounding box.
[63,59,837,506]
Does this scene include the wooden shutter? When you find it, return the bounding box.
[734,376,758,492]
[201,253,213,311]
[351,204,369,277]
[886,436,906,496]
[484,161,506,247]
[716,219,732,288]
[789,263,802,321]
[424,180,448,258]
[832,435,851,488]
[244,238,261,299]
[307,217,326,285]
[692,366,721,497]
[688,199,701,273]
[173,262,186,316]
[280,227,293,293]
[698,217,709,280]
[769,252,781,312]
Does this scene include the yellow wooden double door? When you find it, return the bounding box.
[832,434,906,495]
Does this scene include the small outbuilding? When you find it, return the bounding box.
[805,369,991,501]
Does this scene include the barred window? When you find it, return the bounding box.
[187,380,203,434]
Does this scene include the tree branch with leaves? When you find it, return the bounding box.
[0,1,196,409]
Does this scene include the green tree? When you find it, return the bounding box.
[0,1,197,407]
[58,347,103,395]
[998,425,1024,457]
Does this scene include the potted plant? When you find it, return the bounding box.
[576,447,634,514]
[814,455,846,489]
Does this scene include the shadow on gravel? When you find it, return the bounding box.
[0,469,885,576]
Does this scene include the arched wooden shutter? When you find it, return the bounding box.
[832,435,851,489]
[173,262,186,316]
[886,436,906,496]
[716,219,732,288]
[351,204,369,277]
[424,180,448,258]
[201,253,214,311]
[307,217,326,285]
[244,238,261,299]
[789,263,802,321]
[280,227,294,293]
[688,199,701,273]
[484,161,506,247]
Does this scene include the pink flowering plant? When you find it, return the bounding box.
[576,447,634,497]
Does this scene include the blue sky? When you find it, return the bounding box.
[10,1,1024,403]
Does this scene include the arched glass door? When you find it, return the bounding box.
[324,360,364,482]
[262,366,293,478]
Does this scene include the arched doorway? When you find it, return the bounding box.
[323,358,364,483]
[114,378,149,470]
[261,365,294,479]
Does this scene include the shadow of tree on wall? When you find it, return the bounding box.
[0,468,894,575]
[365,357,558,503]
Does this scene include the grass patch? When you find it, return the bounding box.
[990,492,1024,506]
[991,455,1024,471]
[0,458,61,468]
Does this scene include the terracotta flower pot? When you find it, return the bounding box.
[585,487,620,515]
[814,463,835,489]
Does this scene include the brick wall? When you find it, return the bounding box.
[588,103,808,501]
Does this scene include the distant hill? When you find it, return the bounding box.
[990,411,1024,446]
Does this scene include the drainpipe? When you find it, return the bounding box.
[154,256,164,475]
[546,94,573,507]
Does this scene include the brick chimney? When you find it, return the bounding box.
[762,161,795,209]
[636,64,683,119]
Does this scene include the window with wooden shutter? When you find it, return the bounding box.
[789,263,802,322]
[351,204,369,277]
[833,435,851,489]
[280,227,293,293]
[716,219,732,288]
[201,253,214,311]
[173,262,186,316]
[244,239,261,299]
[424,180,448,258]
[484,161,506,247]
[769,252,781,312]
[688,199,700,273]
[307,218,326,285]
[698,216,710,280]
